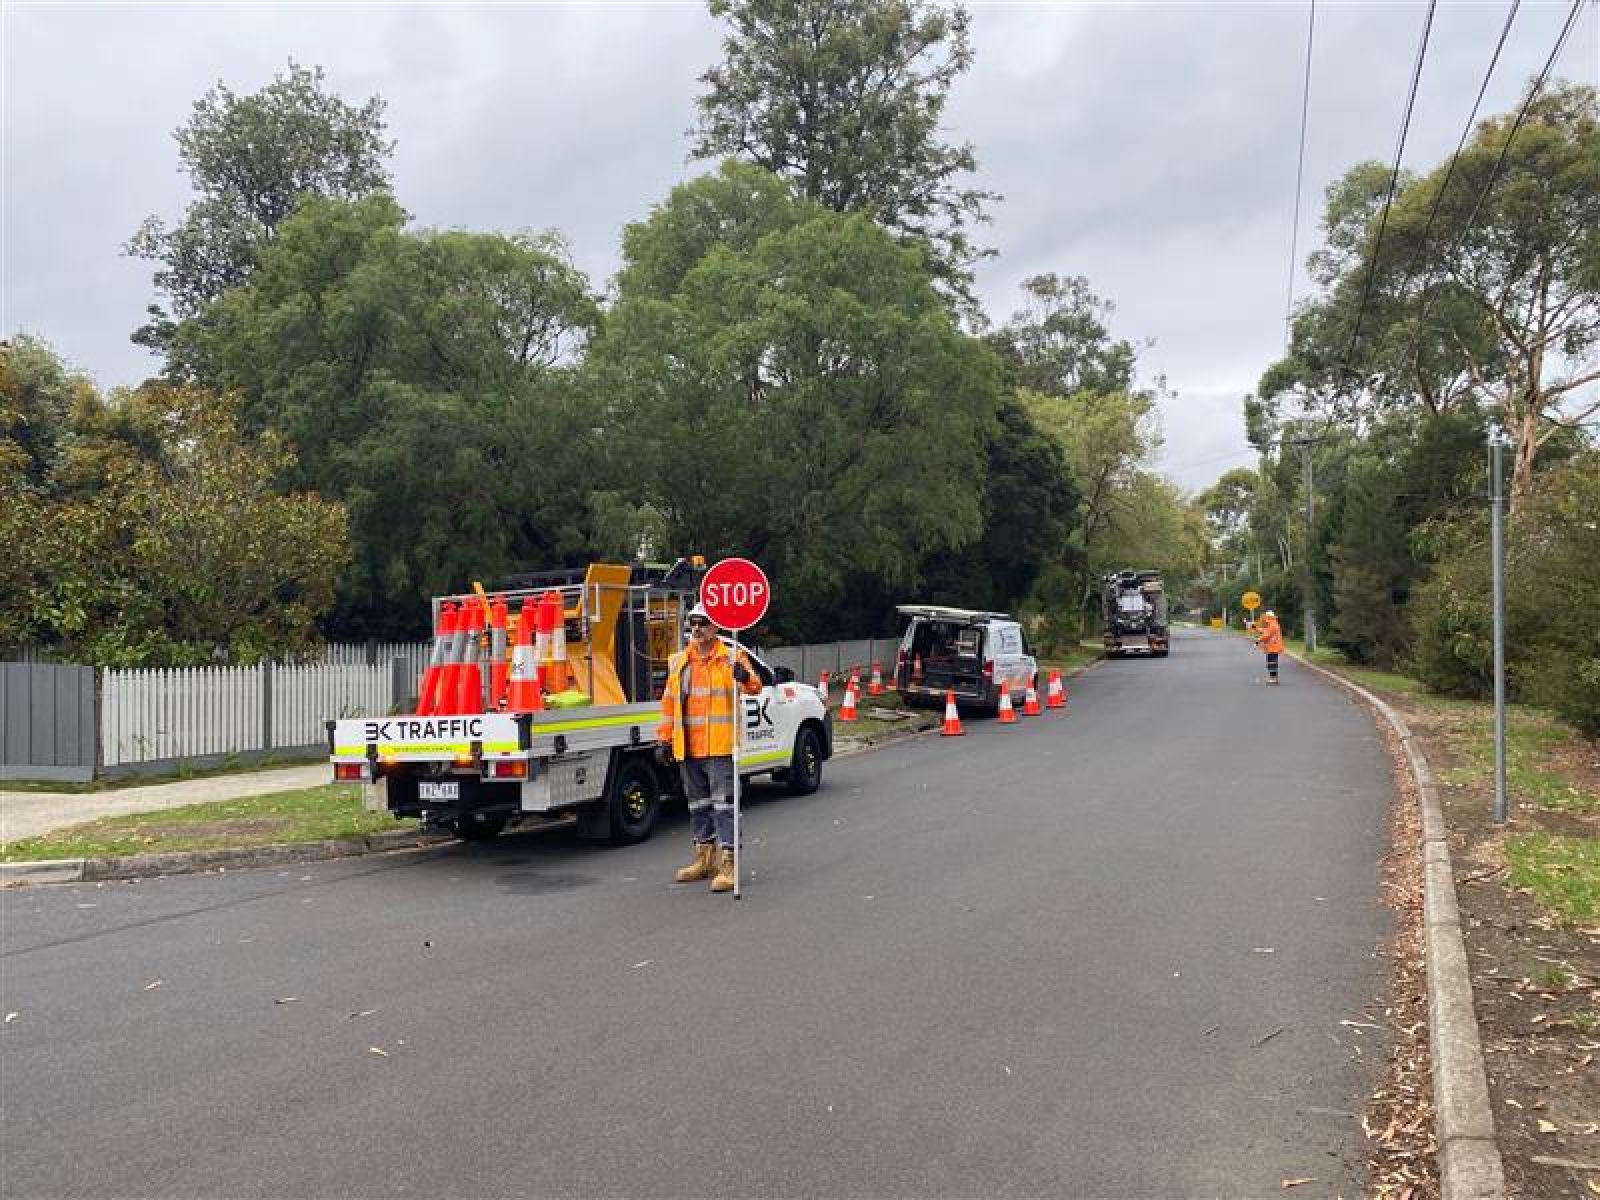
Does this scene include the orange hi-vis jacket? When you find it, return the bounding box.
[657,640,764,761]
[1256,616,1284,654]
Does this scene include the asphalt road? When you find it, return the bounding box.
[1,628,1394,1198]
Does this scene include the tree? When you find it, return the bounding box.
[1262,83,1600,508]
[987,274,1139,397]
[691,0,996,303]
[591,164,999,640]
[0,335,91,488]
[0,360,350,664]
[127,62,393,365]
[190,194,614,638]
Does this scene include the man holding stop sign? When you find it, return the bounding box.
[656,558,769,894]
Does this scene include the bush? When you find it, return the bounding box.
[1410,453,1600,734]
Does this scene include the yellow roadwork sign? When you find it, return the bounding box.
[1241,590,1262,612]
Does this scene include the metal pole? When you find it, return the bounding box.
[1303,442,1317,654]
[731,631,743,900]
[1490,430,1508,824]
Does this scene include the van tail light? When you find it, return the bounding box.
[895,649,906,679]
[982,658,994,678]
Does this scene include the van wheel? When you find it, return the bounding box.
[786,727,824,796]
[453,813,507,842]
[609,755,663,844]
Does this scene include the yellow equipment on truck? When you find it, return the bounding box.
[326,560,832,844]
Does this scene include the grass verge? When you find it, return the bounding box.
[0,785,413,863]
[1504,833,1600,924]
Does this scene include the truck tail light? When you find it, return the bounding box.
[334,763,366,782]
[488,760,528,780]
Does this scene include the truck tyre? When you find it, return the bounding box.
[786,726,825,796]
[608,754,664,845]
[452,812,507,842]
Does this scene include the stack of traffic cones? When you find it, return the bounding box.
[488,596,509,711]
[1022,676,1042,717]
[940,689,964,736]
[507,597,544,713]
[839,674,859,721]
[455,601,486,715]
[997,682,1017,725]
[1046,669,1067,709]
[867,662,884,696]
[416,602,456,715]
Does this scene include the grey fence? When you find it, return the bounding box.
[1,663,97,783]
[761,639,902,685]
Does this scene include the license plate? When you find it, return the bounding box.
[419,781,460,801]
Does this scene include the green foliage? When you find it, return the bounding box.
[128,61,393,364]
[592,164,999,641]
[1505,833,1600,925]
[986,274,1138,397]
[191,194,614,638]
[1411,453,1600,734]
[0,349,350,664]
[691,0,996,303]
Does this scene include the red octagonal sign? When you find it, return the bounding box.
[700,557,771,632]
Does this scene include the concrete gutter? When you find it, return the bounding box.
[0,829,450,888]
[1291,652,1506,1199]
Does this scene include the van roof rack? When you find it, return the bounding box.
[895,604,1014,622]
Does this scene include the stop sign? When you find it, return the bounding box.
[700,558,771,631]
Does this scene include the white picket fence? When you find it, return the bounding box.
[100,653,427,769]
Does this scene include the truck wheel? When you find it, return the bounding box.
[608,755,663,845]
[452,813,507,842]
[786,727,825,796]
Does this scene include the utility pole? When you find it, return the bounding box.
[1489,428,1510,824]
[1290,438,1318,653]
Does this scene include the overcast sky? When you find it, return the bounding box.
[3,0,1596,492]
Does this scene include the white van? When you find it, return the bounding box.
[892,605,1037,713]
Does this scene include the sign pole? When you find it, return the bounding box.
[731,630,742,900]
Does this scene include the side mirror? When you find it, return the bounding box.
[775,666,795,684]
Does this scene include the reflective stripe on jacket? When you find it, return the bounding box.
[657,642,763,760]
[1256,617,1284,654]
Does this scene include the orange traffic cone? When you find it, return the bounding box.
[940,689,964,736]
[817,669,830,695]
[416,601,456,715]
[1046,669,1067,709]
[455,601,486,715]
[867,662,884,696]
[507,598,544,713]
[1023,675,1042,717]
[839,676,859,721]
[488,596,509,711]
[435,604,468,715]
[997,682,1017,724]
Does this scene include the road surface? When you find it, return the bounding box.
[1,628,1394,1197]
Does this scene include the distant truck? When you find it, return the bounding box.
[1101,570,1170,657]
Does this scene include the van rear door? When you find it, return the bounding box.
[901,617,989,702]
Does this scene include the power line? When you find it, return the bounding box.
[1283,0,1317,353]
[1340,0,1438,377]
[1413,0,1590,332]
[1393,0,1522,301]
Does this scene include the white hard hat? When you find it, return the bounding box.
[687,602,714,624]
[1263,609,1275,618]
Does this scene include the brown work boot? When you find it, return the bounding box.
[673,841,717,883]
[709,847,736,893]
